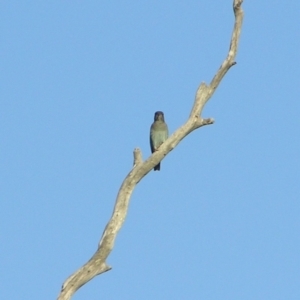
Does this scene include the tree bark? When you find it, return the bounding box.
[57,1,244,299]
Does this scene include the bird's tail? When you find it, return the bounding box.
[154,163,160,171]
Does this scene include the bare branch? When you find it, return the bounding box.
[209,0,244,97]
[57,1,244,299]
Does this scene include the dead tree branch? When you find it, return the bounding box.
[57,1,244,299]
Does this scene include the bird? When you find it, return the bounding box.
[150,111,168,171]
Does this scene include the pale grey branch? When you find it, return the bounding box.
[57,1,244,299]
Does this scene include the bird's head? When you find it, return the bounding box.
[154,111,165,122]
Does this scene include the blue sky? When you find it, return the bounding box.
[1,1,300,299]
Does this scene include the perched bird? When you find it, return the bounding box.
[150,111,168,171]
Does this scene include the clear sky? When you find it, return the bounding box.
[1,1,300,299]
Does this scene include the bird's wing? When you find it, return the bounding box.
[164,123,169,141]
[150,124,156,153]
